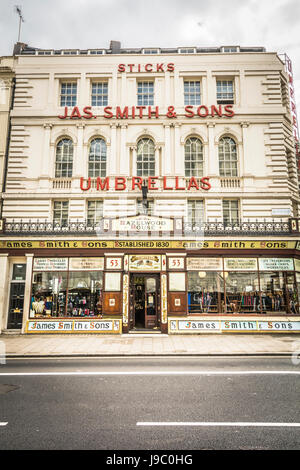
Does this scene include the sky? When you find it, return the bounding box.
[0,0,300,119]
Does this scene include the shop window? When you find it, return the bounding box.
[184,137,204,177]
[184,81,201,105]
[53,201,69,226]
[67,271,103,316]
[188,271,224,313]
[87,200,103,225]
[136,138,155,176]
[222,199,239,225]
[55,138,73,178]
[60,82,77,106]
[137,81,154,106]
[186,200,204,224]
[219,137,238,176]
[31,271,68,316]
[224,272,260,313]
[88,138,107,177]
[216,80,234,104]
[259,272,287,313]
[296,272,300,312]
[91,82,108,106]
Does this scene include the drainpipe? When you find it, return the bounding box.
[0,76,16,219]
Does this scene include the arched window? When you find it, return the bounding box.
[218,137,238,176]
[184,137,204,177]
[88,138,107,177]
[55,138,73,178]
[136,138,155,176]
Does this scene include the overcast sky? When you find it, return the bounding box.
[1,0,300,120]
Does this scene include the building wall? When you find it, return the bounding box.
[2,51,299,222]
[0,57,14,201]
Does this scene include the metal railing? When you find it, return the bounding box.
[1,218,296,236]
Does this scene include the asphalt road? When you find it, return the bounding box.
[0,357,299,450]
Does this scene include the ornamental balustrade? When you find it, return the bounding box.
[1,218,297,236]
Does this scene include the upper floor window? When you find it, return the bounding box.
[87,200,103,225]
[216,80,234,104]
[88,138,107,177]
[186,200,204,224]
[55,139,73,178]
[184,81,201,105]
[222,199,239,225]
[218,137,238,177]
[136,138,155,177]
[179,48,196,54]
[137,81,154,106]
[53,201,69,226]
[91,82,108,106]
[184,137,204,177]
[60,82,77,107]
[142,49,159,54]
[222,46,239,53]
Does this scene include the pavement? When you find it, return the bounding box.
[0,332,300,356]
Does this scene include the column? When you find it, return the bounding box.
[74,123,85,177]
[0,254,9,333]
[40,123,53,189]
[164,124,172,175]
[109,123,117,175]
[131,145,137,176]
[174,122,184,175]
[207,122,218,175]
[240,122,249,177]
[22,253,34,333]
[119,124,129,175]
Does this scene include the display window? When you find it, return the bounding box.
[30,258,104,318]
[31,271,68,316]
[188,271,224,313]
[67,271,103,316]
[224,272,260,313]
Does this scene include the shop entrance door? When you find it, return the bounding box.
[129,274,160,330]
[7,282,25,329]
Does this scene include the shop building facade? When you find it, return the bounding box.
[0,41,300,334]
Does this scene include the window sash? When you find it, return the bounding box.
[184,138,204,177]
[137,81,154,106]
[217,80,234,102]
[184,81,201,105]
[222,200,239,224]
[187,200,204,223]
[87,201,103,225]
[91,82,108,106]
[88,139,107,177]
[53,201,69,226]
[60,82,77,106]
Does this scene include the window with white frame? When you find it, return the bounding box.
[91,82,108,106]
[184,81,201,105]
[137,81,154,106]
[55,139,73,178]
[137,198,154,215]
[184,137,204,177]
[186,200,204,224]
[222,47,239,53]
[179,48,196,54]
[53,201,69,226]
[87,200,103,225]
[88,138,107,177]
[222,199,239,224]
[60,82,77,106]
[216,80,234,104]
[136,138,155,176]
[142,49,159,54]
[218,137,238,177]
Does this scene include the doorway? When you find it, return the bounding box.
[129,274,160,330]
[7,264,26,329]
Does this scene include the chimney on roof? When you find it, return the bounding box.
[110,41,121,53]
[13,42,27,55]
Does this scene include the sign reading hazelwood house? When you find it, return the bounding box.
[111,215,173,232]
